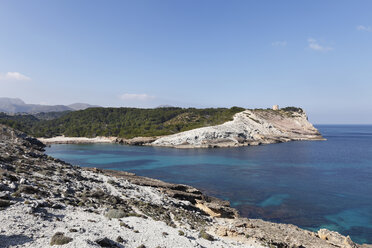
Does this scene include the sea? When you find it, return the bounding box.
[45,125,372,244]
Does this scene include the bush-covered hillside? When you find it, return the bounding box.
[0,107,245,138]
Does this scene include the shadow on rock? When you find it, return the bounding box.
[0,234,33,246]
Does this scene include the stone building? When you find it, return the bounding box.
[272,105,279,110]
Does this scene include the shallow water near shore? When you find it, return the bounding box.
[46,125,372,244]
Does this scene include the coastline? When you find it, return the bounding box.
[38,110,325,148]
[38,135,325,148]
[99,168,366,248]
[1,124,368,247]
[38,135,117,144]
[151,110,325,148]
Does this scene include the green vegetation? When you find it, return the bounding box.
[199,229,214,241]
[0,112,39,132]
[50,232,73,246]
[33,111,71,120]
[0,107,245,138]
[280,106,303,113]
[116,236,124,243]
[0,199,12,208]
[105,209,127,219]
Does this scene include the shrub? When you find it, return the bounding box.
[0,200,12,208]
[199,230,214,241]
[116,236,124,243]
[50,232,73,246]
[16,185,39,195]
[107,179,116,185]
[281,106,303,113]
[119,222,133,229]
[105,209,127,219]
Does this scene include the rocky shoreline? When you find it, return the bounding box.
[1,124,367,248]
[39,109,325,148]
[38,136,117,145]
[152,109,324,148]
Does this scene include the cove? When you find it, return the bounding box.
[46,125,372,244]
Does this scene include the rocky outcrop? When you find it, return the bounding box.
[212,218,369,248]
[102,168,239,219]
[152,109,324,148]
[1,124,367,248]
[115,136,158,146]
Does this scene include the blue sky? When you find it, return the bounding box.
[0,1,371,123]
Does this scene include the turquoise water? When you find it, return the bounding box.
[46,125,372,244]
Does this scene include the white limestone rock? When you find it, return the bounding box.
[152,109,323,148]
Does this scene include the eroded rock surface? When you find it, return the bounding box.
[115,136,158,146]
[152,109,324,148]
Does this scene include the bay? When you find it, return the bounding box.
[46,125,372,244]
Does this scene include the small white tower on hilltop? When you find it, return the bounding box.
[272,105,279,110]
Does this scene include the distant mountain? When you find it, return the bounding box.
[156,104,176,108]
[0,97,100,114]
[0,98,27,113]
[68,103,100,110]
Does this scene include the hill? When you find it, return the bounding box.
[0,106,245,138]
[0,97,98,113]
[153,108,323,148]
[68,103,101,110]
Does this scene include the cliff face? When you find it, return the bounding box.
[0,124,367,248]
[152,109,323,148]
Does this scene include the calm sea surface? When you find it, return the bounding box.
[45,125,372,244]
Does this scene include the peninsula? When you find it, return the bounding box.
[7,106,325,148]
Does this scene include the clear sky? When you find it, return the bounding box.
[1,1,371,124]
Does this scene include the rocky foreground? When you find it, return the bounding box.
[1,124,369,248]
